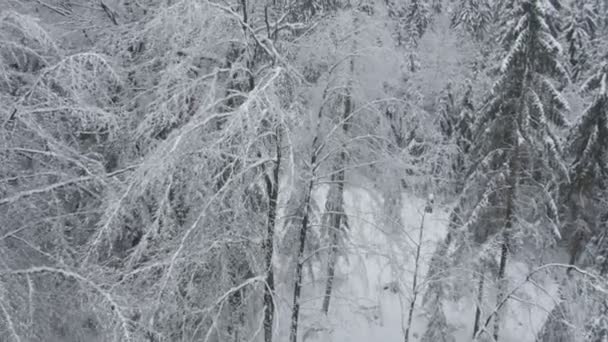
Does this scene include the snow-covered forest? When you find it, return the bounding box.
[1,0,608,341]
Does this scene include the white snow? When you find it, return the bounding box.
[276,185,561,342]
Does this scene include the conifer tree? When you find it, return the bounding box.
[545,0,564,35]
[565,61,608,266]
[455,82,475,158]
[569,61,608,194]
[451,0,493,40]
[405,0,430,46]
[434,82,475,192]
[563,0,597,81]
[400,0,431,71]
[437,83,457,140]
[438,0,569,340]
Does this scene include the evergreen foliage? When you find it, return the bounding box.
[430,1,570,339]
[452,0,568,269]
[563,0,598,81]
[451,0,493,40]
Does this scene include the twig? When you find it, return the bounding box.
[31,0,71,16]
[0,176,93,206]
[100,0,118,25]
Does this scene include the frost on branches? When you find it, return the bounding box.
[2,0,608,342]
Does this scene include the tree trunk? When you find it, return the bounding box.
[320,138,347,315]
[320,18,355,315]
[320,168,345,314]
[320,144,346,315]
[472,270,485,338]
[263,133,280,342]
[404,208,427,342]
[289,58,335,341]
[289,178,314,342]
[289,127,321,342]
[321,224,339,314]
[494,235,509,341]
[494,143,518,341]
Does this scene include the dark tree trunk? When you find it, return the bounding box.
[494,143,517,341]
[405,209,427,342]
[472,270,485,338]
[289,122,322,341]
[494,234,509,341]
[289,177,315,342]
[321,34,354,315]
[321,189,343,314]
[263,134,280,342]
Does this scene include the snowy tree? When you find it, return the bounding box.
[0,7,130,340]
[438,82,476,181]
[431,0,570,340]
[437,83,457,139]
[385,0,432,71]
[282,3,408,339]
[565,61,608,268]
[420,294,455,342]
[451,0,493,40]
[454,82,475,169]
[387,0,431,50]
[5,0,608,341]
[1,1,301,341]
[406,0,431,46]
[563,0,598,82]
[569,63,608,190]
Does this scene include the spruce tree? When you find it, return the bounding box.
[405,0,431,46]
[453,82,476,189]
[387,0,430,48]
[455,82,475,158]
[437,83,457,141]
[570,62,608,196]
[402,0,431,71]
[566,61,608,266]
[435,82,476,192]
[451,0,493,40]
[442,0,569,339]
[563,0,597,81]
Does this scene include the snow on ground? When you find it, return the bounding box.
[276,185,560,342]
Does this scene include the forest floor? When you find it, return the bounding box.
[276,186,564,342]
